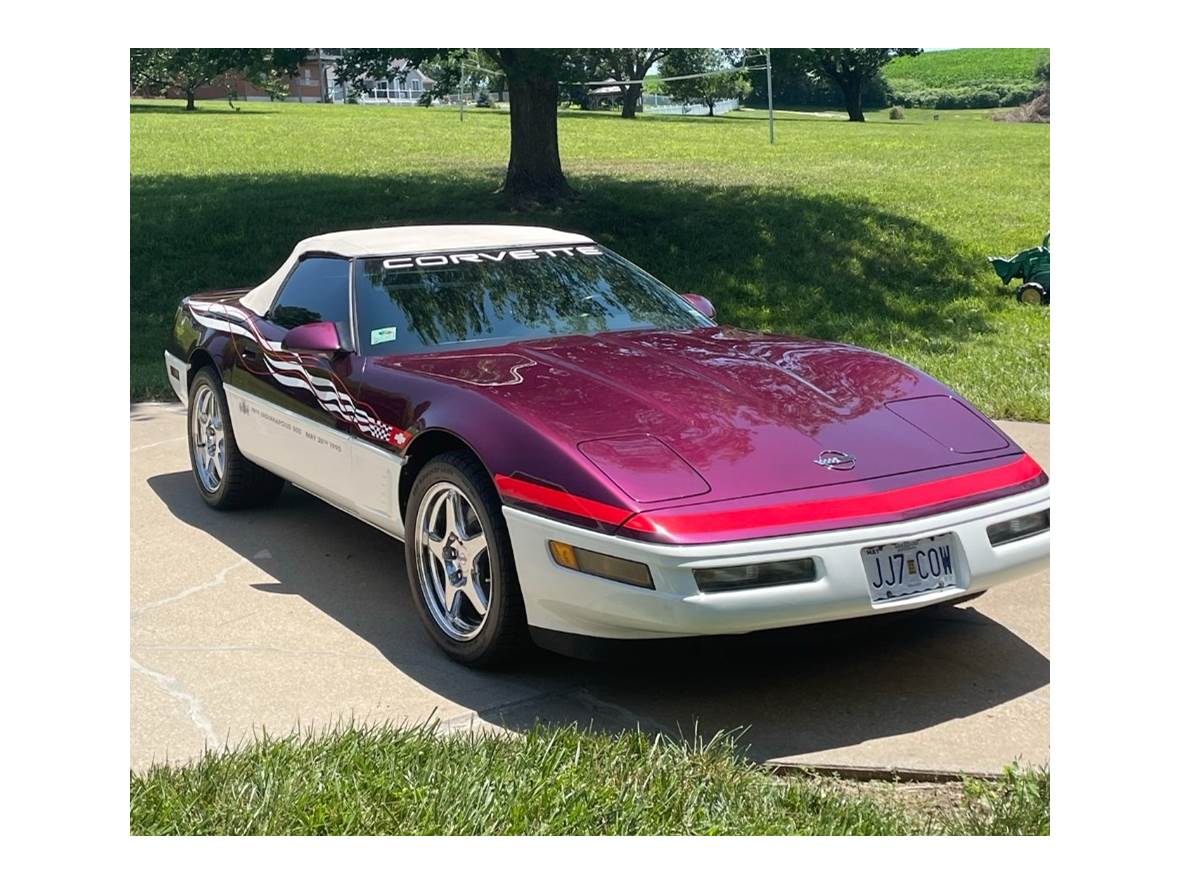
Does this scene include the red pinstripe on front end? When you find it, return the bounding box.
[496,454,1046,544]
[494,474,637,527]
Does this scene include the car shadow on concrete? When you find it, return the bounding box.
[147,471,1049,763]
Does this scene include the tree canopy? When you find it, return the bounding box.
[657,49,751,116]
[797,49,921,121]
[593,49,670,118]
[131,49,305,110]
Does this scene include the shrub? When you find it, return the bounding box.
[885,80,1039,110]
[994,88,1049,124]
[888,105,905,120]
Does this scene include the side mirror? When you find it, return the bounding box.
[680,292,716,320]
[282,321,344,355]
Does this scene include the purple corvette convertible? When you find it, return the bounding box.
[165,225,1050,666]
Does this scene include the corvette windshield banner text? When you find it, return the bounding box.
[381,244,603,271]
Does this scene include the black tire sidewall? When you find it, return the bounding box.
[403,454,523,665]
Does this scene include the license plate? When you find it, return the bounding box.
[861,533,958,603]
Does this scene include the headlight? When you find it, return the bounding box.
[694,558,817,593]
[548,541,654,589]
[987,510,1049,546]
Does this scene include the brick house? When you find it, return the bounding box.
[174,49,342,103]
[152,50,436,105]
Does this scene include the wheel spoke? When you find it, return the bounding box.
[463,578,488,616]
[443,580,460,616]
[444,491,460,539]
[428,552,446,595]
[465,532,488,562]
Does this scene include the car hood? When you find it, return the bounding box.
[385,327,1015,506]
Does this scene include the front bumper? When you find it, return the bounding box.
[503,483,1049,640]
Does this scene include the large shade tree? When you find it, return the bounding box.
[339,48,591,205]
[595,48,670,118]
[797,49,921,121]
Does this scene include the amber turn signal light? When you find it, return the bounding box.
[548,541,655,589]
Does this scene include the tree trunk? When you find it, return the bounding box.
[501,71,572,205]
[621,84,642,118]
[185,88,196,111]
[842,75,865,122]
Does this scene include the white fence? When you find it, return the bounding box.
[435,92,509,106]
[642,95,740,116]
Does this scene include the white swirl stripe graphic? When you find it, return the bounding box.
[186,300,397,443]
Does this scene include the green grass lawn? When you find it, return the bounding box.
[884,48,1049,88]
[130,722,1049,835]
[131,100,1048,420]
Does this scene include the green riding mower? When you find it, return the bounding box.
[989,233,1050,305]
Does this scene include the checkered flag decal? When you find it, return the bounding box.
[187,300,413,449]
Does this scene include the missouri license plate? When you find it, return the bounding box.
[861,533,958,603]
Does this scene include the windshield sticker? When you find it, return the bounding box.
[382,244,602,271]
[370,326,398,345]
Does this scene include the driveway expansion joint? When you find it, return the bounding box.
[131,655,220,748]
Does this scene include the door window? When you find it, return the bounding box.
[270,257,352,347]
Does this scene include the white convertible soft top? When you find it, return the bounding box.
[239,224,594,315]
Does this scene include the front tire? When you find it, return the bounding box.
[187,367,285,510]
[404,451,530,667]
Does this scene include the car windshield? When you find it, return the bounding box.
[352,244,712,355]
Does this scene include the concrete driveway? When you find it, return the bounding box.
[131,404,1049,774]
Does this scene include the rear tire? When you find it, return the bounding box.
[187,367,285,510]
[404,451,530,667]
[1017,283,1048,306]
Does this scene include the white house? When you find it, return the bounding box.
[341,60,436,105]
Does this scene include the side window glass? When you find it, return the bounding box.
[270,257,351,341]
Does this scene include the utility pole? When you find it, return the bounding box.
[766,48,775,144]
[459,58,465,122]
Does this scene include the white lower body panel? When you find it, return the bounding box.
[164,351,188,405]
[222,383,407,538]
[504,484,1050,640]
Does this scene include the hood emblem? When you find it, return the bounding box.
[814,450,856,471]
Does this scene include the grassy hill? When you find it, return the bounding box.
[884,48,1048,109]
[885,49,1048,88]
[131,100,1049,420]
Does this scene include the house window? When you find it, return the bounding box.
[375,81,388,99]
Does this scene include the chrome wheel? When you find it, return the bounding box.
[191,383,226,493]
[414,481,492,641]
